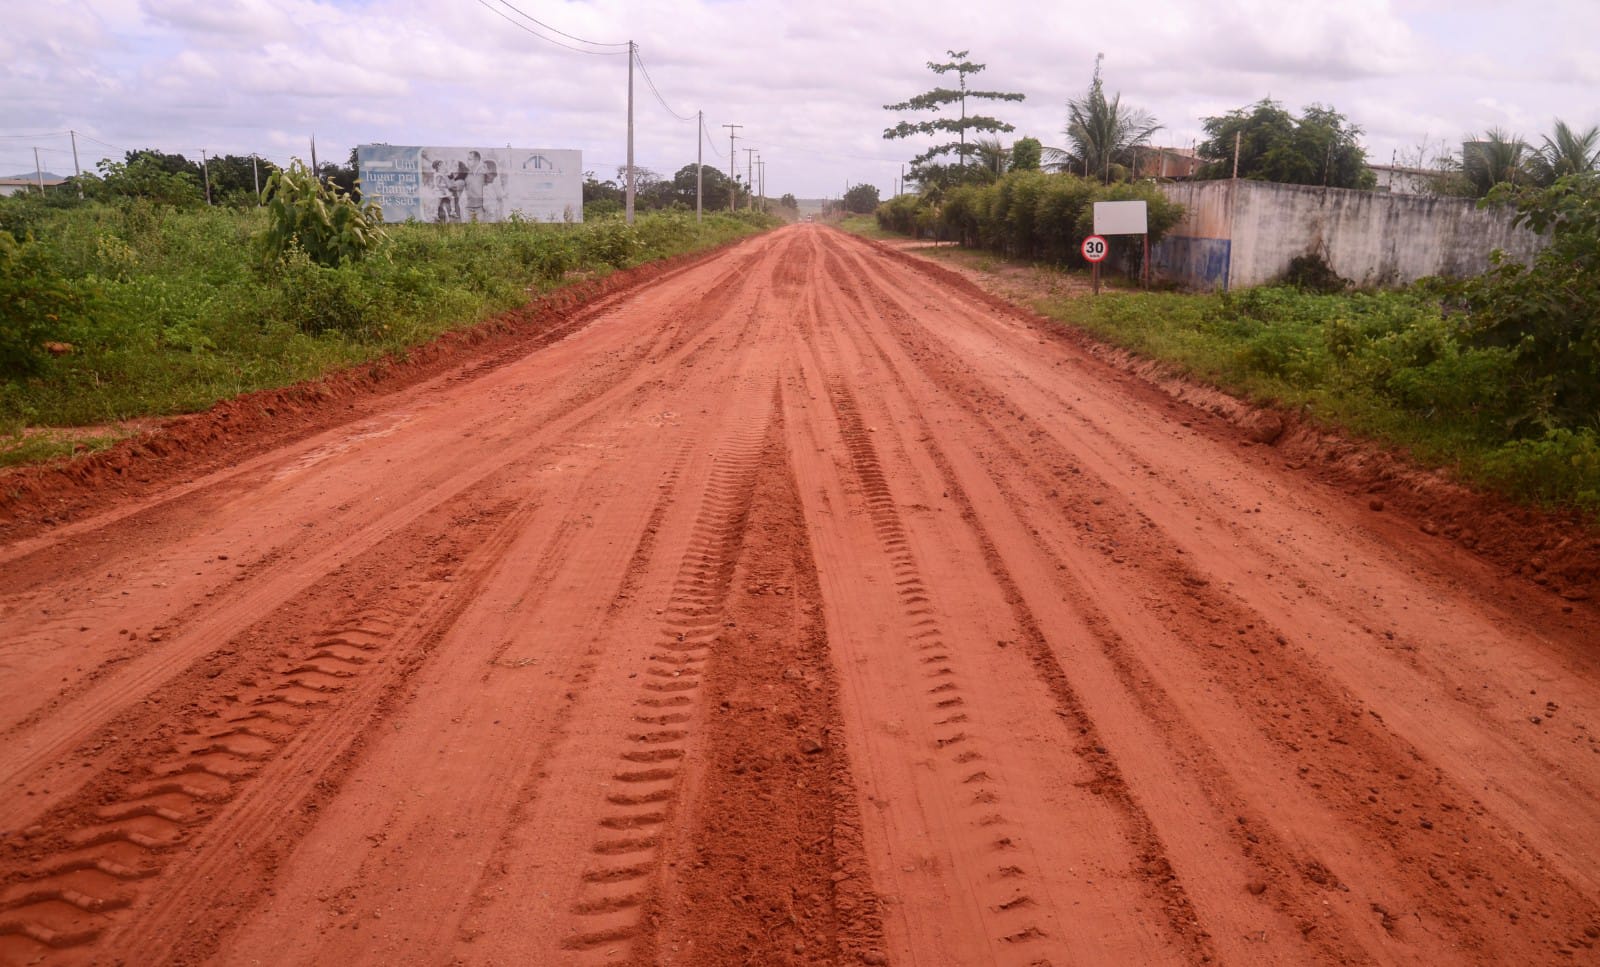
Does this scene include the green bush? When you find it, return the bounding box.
[871,171,1183,269]
[1464,173,1600,431]
[258,160,387,268]
[1478,428,1600,511]
[0,233,95,377]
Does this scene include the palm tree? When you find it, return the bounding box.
[971,136,1010,177]
[1060,55,1161,184]
[1542,120,1600,178]
[1463,129,1544,196]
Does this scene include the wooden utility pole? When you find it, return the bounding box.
[33,147,44,193]
[201,149,212,205]
[696,110,703,223]
[625,40,636,225]
[722,124,741,211]
[744,148,757,212]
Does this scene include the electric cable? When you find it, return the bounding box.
[474,0,626,55]
[701,116,725,159]
[490,0,627,48]
[633,49,696,122]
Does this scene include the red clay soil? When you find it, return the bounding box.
[1,225,1597,967]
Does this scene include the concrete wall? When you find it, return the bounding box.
[1151,180,1545,290]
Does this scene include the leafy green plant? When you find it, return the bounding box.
[0,233,93,377]
[1465,173,1600,430]
[257,160,387,268]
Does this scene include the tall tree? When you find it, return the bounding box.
[884,50,1024,186]
[1542,120,1600,178]
[1197,98,1374,189]
[1060,56,1160,184]
[843,183,881,214]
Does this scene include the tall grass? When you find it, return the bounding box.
[0,199,775,463]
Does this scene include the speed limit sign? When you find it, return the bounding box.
[1081,235,1109,263]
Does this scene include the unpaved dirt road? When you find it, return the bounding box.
[2,224,1598,966]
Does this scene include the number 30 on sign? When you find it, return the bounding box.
[1081,235,1109,263]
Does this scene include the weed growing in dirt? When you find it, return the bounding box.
[0,198,776,458]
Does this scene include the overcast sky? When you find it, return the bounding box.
[4,0,1597,198]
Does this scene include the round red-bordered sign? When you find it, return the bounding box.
[1081,235,1109,263]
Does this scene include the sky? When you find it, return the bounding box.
[3,0,1597,198]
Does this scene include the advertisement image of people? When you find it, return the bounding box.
[356,145,583,224]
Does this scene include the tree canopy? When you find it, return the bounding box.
[843,183,881,214]
[884,50,1025,189]
[1009,137,1042,172]
[1197,99,1374,189]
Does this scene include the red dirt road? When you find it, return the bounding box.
[2,225,1597,966]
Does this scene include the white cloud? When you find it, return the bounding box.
[0,0,1594,194]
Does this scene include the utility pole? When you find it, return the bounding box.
[744,148,756,212]
[695,110,703,223]
[755,159,765,213]
[722,124,741,212]
[310,134,320,184]
[252,155,261,205]
[899,163,905,197]
[69,130,82,197]
[625,40,636,225]
[33,147,44,194]
[1232,130,1241,180]
[201,149,212,205]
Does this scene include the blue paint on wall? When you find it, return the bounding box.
[1151,236,1231,290]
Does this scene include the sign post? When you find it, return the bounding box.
[1082,234,1109,294]
[1092,200,1151,290]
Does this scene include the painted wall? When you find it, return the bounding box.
[1151,180,1545,290]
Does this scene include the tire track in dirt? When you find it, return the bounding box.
[0,241,771,836]
[642,415,887,966]
[557,405,774,956]
[822,228,1600,962]
[822,380,1056,957]
[0,487,533,964]
[806,257,1215,964]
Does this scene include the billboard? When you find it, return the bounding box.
[356,144,582,224]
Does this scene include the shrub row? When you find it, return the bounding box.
[876,171,1184,267]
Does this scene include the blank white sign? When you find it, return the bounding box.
[1093,200,1148,235]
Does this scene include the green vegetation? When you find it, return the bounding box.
[1196,99,1375,189]
[875,171,1182,267]
[0,193,776,465]
[1054,57,1161,184]
[883,50,1026,190]
[843,184,881,215]
[864,172,1600,516]
[258,160,387,268]
[1049,282,1597,515]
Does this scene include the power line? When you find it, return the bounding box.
[490,0,627,48]
[701,116,725,159]
[473,0,627,55]
[633,49,694,122]
[0,131,70,140]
